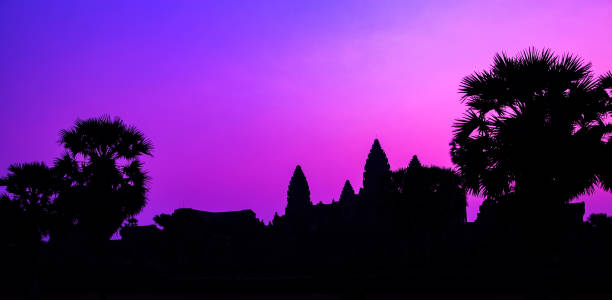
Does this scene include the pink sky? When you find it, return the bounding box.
[1,0,611,224]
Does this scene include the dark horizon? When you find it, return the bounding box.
[3,2,612,297]
[0,48,611,299]
[2,1,612,225]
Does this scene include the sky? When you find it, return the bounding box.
[1,0,612,225]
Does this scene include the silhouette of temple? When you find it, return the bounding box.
[122,208,265,244]
[70,139,594,288]
[2,137,609,297]
[120,139,468,243]
[268,139,467,236]
[2,48,611,296]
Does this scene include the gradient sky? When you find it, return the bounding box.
[1,0,612,225]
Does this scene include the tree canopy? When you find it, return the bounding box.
[0,116,153,243]
[55,116,153,241]
[451,48,612,212]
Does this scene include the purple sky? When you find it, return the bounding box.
[1,0,612,225]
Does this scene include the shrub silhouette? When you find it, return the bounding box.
[588,213,612,230]
[0,194,41,246]
[450,48,612,224]
[0,162,56,243]
[391,159,466,231]
[153,213,173,230]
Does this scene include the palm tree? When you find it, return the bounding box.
[53,116,153,241]
[1,162,55,210]
[0,162,55,243]
[451,48,612,221]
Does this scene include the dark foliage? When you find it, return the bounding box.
[451,48,612,225]
[588,213,612,230]
[0,162,56,244]
[52,116,153,241]
[2,50,612,297]
[0,116,152,244]
[391,161,466,232]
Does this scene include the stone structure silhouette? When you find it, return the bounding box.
[1,48,611,297]
[339,180,356,203]
[361,139,391,200]
[285,165,312,217]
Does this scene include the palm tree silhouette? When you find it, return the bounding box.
[0,162,55,243]
[451,48,612,221]
[53,116,153,241]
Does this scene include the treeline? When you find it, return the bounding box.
[0,116,152,246]
[1,48,612,247]
[0,49,611,294]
